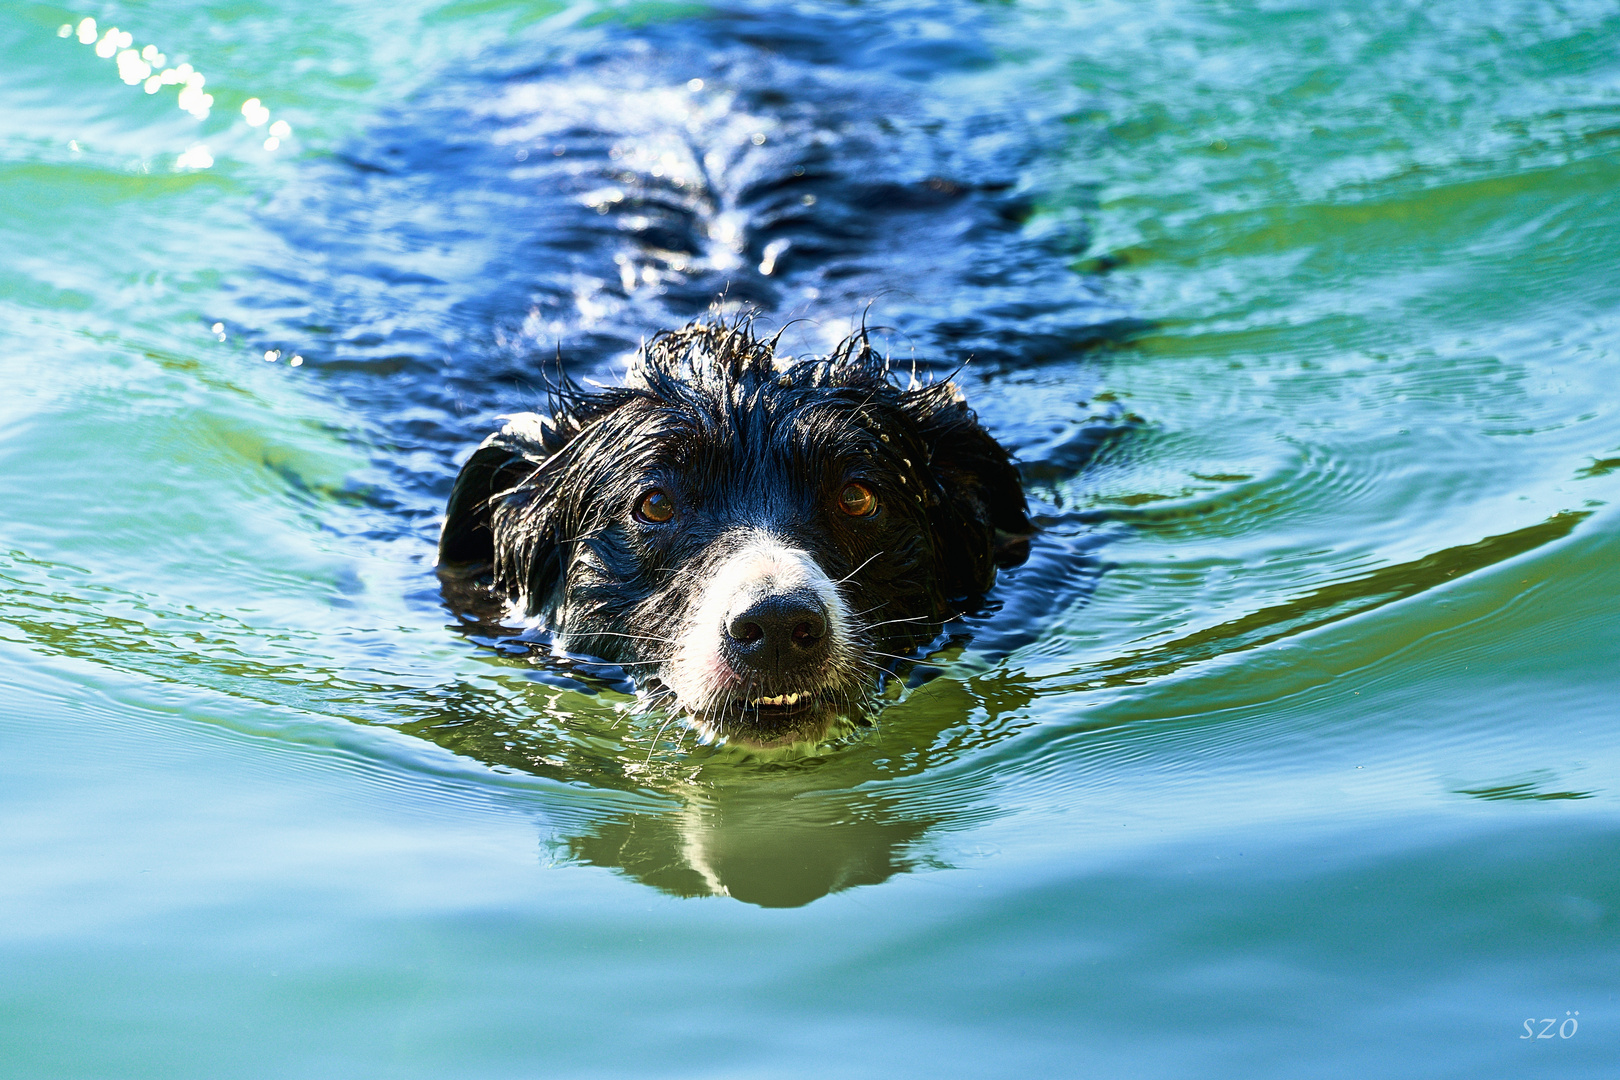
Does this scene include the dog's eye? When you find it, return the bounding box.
[838,481,878,518]
[635,489,675,524]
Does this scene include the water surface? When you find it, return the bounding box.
[2,0,1618,1076]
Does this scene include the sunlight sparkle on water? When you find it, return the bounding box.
[94,27,130,59]
[175,145,213,170]
[61,15,295,151]
[116,49,151,86]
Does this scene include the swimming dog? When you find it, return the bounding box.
[438,318,1031,747]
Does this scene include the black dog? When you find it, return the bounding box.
[439,319,1031,747]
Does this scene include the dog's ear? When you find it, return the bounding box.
[907,385,1034,600]
[439,413,573,582]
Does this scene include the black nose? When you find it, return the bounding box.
[724,591,829,674]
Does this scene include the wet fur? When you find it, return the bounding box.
[439,318,1031,745]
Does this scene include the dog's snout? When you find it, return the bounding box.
[724,591,829,672]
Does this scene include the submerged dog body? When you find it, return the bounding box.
[439,321,1031,746]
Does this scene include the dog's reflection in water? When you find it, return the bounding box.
[561,789,937,907]
[440,318,1032,748]
[403,656,1053,906]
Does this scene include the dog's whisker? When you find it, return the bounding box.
[832,551,885,586]
[857,647,929,664]
[858,613,935,630]
[579,630,680,644]
[644,711,679,765]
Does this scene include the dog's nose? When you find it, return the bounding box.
[725,591,828,673]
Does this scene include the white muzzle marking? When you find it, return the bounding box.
[661,529,849,719]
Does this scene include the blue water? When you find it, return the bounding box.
[2,0,1618,1075]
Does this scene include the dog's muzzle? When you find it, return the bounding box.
[661,529,854,739]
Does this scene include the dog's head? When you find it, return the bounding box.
[440,320,1032,747]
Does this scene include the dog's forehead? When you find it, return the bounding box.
[621,369,914,465]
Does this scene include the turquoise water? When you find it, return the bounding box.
[3,0,1618,1075]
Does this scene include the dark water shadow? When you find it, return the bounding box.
[220,0,1127,519]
